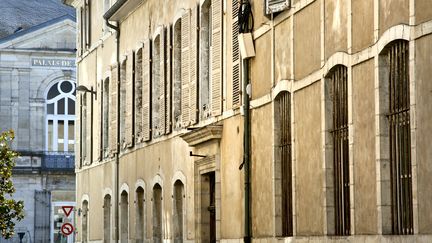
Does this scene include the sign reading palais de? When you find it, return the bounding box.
[31,58,75,67]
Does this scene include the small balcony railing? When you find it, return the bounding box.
[42,152,75,171]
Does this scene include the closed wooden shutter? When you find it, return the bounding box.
[159,28,167,135]
[85,0,91,48]
[135,47,143,142]
[142,40,152,141]
[77,8,82,55]
[124,52,134,148]
[165,26,172,134]
[34,191,51,243]
[109,64,118,154]
[97,80,102,161]
[189,6,199,124]
[181,10,191,126]
[232,0,241,107]
[211,0,223,116]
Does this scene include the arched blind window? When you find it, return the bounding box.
[46,80,76,152]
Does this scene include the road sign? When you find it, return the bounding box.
[61,223,74,236]
[62,206,74,217]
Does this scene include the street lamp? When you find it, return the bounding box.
[76,85,97,99]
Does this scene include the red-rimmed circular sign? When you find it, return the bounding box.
[61,223,74,236]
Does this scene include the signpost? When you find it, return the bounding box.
[61,206,75,237]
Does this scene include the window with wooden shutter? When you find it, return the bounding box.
[200,0,212,120]
[85,0,91,49]
[165,26,172,134]
[77,95,82,168]
[97,80,102,161]
[189,6,199,124]
[120,59,127,146]
[265,0,290,15]
[173,21,182,129]
[135,48,143,142]
[211,0,223,116]
[142,40,152,141]
[109,64,118,154]
[232,0,241,107]
[159,28,167,135]
[102,78,110,157]
[124,52,134,148]
[152,36,161,137]
[181,10,191,126]
[82,93,88,163]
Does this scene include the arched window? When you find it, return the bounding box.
[82,200,89,242]
[153,184,163,242]
[136,187,145,242]
[274,91,292,237]
[120,191,129,242]
[46,80,76,152]
[173,180,184,242]
[103,194,111,243]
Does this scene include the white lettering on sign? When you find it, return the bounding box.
[31,58,75,67]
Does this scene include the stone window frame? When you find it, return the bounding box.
[376,37,418,235]
[119,183,130,242]
[134,179,146,242]
[119,58,127,146]
[172,172,187,242]
[102,188,113,243]
[80,194,90,243]
[45,80,76,153]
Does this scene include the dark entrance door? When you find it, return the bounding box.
[208,172,216,242]
[201,171,216,243]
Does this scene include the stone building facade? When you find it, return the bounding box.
[0,13,77,243]
[65,0,432,242]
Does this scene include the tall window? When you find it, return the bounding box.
[173,20,182,129]
[173,180,184,243]
[274,91,292,236]
[327,65,350,235]
[103,194,111,243]
[120,60,127,145]
[82,200,89,242]
[120,191,129,243]
[384,40,413,235]
[136,187,145,243]
[135,49,143,142]
[200,0,212,120]
[46,80,76,152]
[102,78,109,156]
[153,184,163,242]
[152,35,161,136]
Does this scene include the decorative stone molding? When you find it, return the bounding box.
[180,125,223,147]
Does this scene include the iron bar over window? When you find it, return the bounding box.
[330,65,350,236]
[276,91,292,236]
[387,40,413,235]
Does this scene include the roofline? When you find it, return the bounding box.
[0,14,76,44]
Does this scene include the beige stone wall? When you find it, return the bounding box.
[72,0,432,241]
[415,34,432,234]
[352,59,377,234]
[294,82,323,236]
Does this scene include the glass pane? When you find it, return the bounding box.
[58,98,65,115]
[68,121,74,152]
[47,103,54,114]
[58,121,64,151]
[68,98,75,115]
[60,81,73,93]
[47,84,60,100]
[48,120,53,151]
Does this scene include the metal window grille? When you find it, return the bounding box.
[276,91,293,236]
[387,40,413,235]
[330,66,350,235]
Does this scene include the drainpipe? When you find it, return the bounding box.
[243,57,251,243]
[103,2,123,240]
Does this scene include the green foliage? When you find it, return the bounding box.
[0,130,24,239]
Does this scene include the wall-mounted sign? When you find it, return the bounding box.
[31,58,75,67]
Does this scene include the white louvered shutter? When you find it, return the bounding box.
[165,26,172,134]
[189,6,199,124]
[135,47,143,142]
[142,40,152,141]
[181,10,191,127]
[109,64,118,154]
[124,52,134,148]
[232,0,241,107]
[159,28,166,135]
[211,0,223,116]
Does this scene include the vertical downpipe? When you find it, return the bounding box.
[243,57,251,243]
